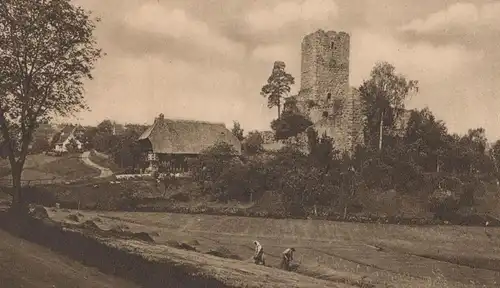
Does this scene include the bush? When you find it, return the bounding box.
[66,138,81,153]
[190,142,240,185]
[186,132,498,220]
[30,137,51,154]
[242,131,263,155]
[169,192,190,202]
[428,188,460,220]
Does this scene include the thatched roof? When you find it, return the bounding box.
[138,115,241,155]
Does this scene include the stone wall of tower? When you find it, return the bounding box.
[295,29,366,154]
[298,29,350,123]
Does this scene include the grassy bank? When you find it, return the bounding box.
[0,210,355,288]
[0,153,100,183]
[9,179,500,227]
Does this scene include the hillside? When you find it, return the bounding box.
[0,228,139,288]
[0,153,100,185]
[88,150,123,173]
[48,209,500,288]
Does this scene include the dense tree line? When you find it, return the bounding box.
[195,61,499,220]
[74,120,148,173]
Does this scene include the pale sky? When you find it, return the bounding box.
[70,0,500,140]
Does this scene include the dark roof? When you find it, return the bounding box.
[138,117,241,154]
[55,125,77,144]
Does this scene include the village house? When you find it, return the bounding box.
[53,125,83,153]
[138,114,241,174]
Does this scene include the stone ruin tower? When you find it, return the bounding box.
[296,30,365,154]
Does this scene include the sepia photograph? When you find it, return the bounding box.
[0,0,499,287]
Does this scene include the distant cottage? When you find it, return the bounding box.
[138,114,241,173]
[53,125,83,153]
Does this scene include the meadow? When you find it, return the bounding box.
[48,209,500,288]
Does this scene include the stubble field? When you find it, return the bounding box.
[48,209,500,288]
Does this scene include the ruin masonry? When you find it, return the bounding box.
[296,29,365,154]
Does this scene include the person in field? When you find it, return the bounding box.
[280,247,296,271]
[253,240,265,265]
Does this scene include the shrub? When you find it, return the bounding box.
[271,112,313,140]
[191,142,238,177]
[30,137,51,154]
[186,131,498,220]
[428,188,460,220]
[169,192,190,202]
[242,131,264,155]
[66,138,80,153]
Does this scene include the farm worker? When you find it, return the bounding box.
[280,247,296,271]
[253,240,265,265]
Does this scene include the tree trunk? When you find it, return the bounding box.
[10,163,27,215]
[378,110,385,151]
[436,155,440,172]
[277,98,281,120]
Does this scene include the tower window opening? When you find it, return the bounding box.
[322,111,329,118]
[331,42,334,49]
[327,93,332,100]
[334,99,343,112]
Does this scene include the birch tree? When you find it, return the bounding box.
[360,62,418,151]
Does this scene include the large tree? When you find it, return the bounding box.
[260,61,295,119]
[491,139,500,177]
[405,108,448,172]
[110,124,148,171]
[242,130,263,155]
[97,119,114,135]
[230,121,244,142]
[360,62,418,151]
[462,128,491,174]
[0,0,102,213]
[271,97,312,140]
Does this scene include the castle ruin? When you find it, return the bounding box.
[296,29,365,154]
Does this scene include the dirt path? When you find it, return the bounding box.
[81,151,113,178]
[0,228,139,288]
